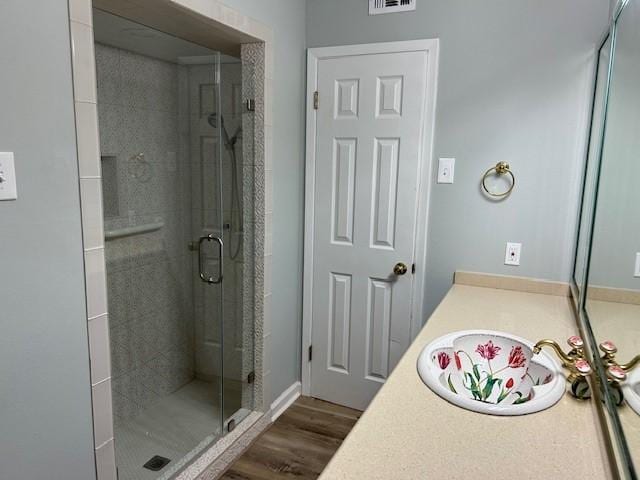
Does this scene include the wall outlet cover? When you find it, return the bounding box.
[437,157,455,184]
[505,242,521,266]
[635,253,640,278]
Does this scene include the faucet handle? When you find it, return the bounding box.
[599,340,618,357]
[567,335,584,349]
[607,365,627,382]
[574,359,592,376]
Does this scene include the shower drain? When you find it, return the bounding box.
[143,455,171,472]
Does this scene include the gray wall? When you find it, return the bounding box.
[0,1,96,479]
[307,0,609,317]
[220,0,307,403]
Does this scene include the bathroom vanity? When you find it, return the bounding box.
[320,279,610,479]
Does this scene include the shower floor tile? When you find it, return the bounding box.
[114,379,222,480]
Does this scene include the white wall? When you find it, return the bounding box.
[0,1,96,478]
[220,0,307,404]
[307,0,609,317]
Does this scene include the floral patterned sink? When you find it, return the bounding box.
[417,330,566,415]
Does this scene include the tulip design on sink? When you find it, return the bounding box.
[418,331,565,415]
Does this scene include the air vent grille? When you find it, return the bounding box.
[369,0,416,15]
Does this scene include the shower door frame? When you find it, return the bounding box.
[67,0,273,478]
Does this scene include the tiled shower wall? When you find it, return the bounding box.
[95,43,196,423]
[96,43,252,423]
[242,42,268,412]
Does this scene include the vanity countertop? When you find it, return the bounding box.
[320,284,612,480]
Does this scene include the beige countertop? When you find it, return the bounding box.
[320,284,612,480]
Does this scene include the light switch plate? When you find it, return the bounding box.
[635,253,640,278]
[505,242,521,266]
[0,152,17,201]
[437,157,455,184]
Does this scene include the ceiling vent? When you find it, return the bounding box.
[369,0,416,15]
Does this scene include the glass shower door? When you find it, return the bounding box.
[221,59,255,430]
[192,52,256,435]
[188,51,227,439]
[96,11,227,476]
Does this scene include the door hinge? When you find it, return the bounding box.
[308,345,313,362]
[245,98,255,112]
[412,263,416,274]
[227,418,236,432]
[313,91,319,110]
[247,371,255,384]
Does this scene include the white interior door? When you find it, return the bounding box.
[310,49,430,410]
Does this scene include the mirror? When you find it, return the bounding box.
[574,0,640,476]
[573,34,611,297]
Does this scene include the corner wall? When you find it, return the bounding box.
[306,0,609,318]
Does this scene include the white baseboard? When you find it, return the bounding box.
[270,381,301,421]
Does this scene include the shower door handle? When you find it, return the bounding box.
[198,234,224,284]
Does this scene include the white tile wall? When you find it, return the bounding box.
[80,178,104,250]
[69,3,115,478]
[71,22,97,104]
[95,439,117,480]
[88,314,111,384]
[69,0,93,26]
[75,102,101,177]
[84,247,108,319]
[92,379,114,447]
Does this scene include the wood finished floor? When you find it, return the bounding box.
[220,396,362,479]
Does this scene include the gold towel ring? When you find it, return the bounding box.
[482,162,515,198]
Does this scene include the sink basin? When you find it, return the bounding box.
[417,330,566,415]
[623,369,640,415]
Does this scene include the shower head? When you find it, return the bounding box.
[208,113,231,147]
[208,113,242,150]
[207,112,222,129]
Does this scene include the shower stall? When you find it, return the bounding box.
[93,9,256,479]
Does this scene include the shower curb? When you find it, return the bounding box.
[180,410,272,480]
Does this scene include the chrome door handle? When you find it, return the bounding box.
[393,262,408,276]
[198,234,224,284]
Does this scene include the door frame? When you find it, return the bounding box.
[302,40,440,396]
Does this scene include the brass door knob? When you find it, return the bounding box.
[393,262,408,276]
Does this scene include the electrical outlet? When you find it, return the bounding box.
[505,242,521,266]
[437,158,455,184]
[635,253,640,278]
